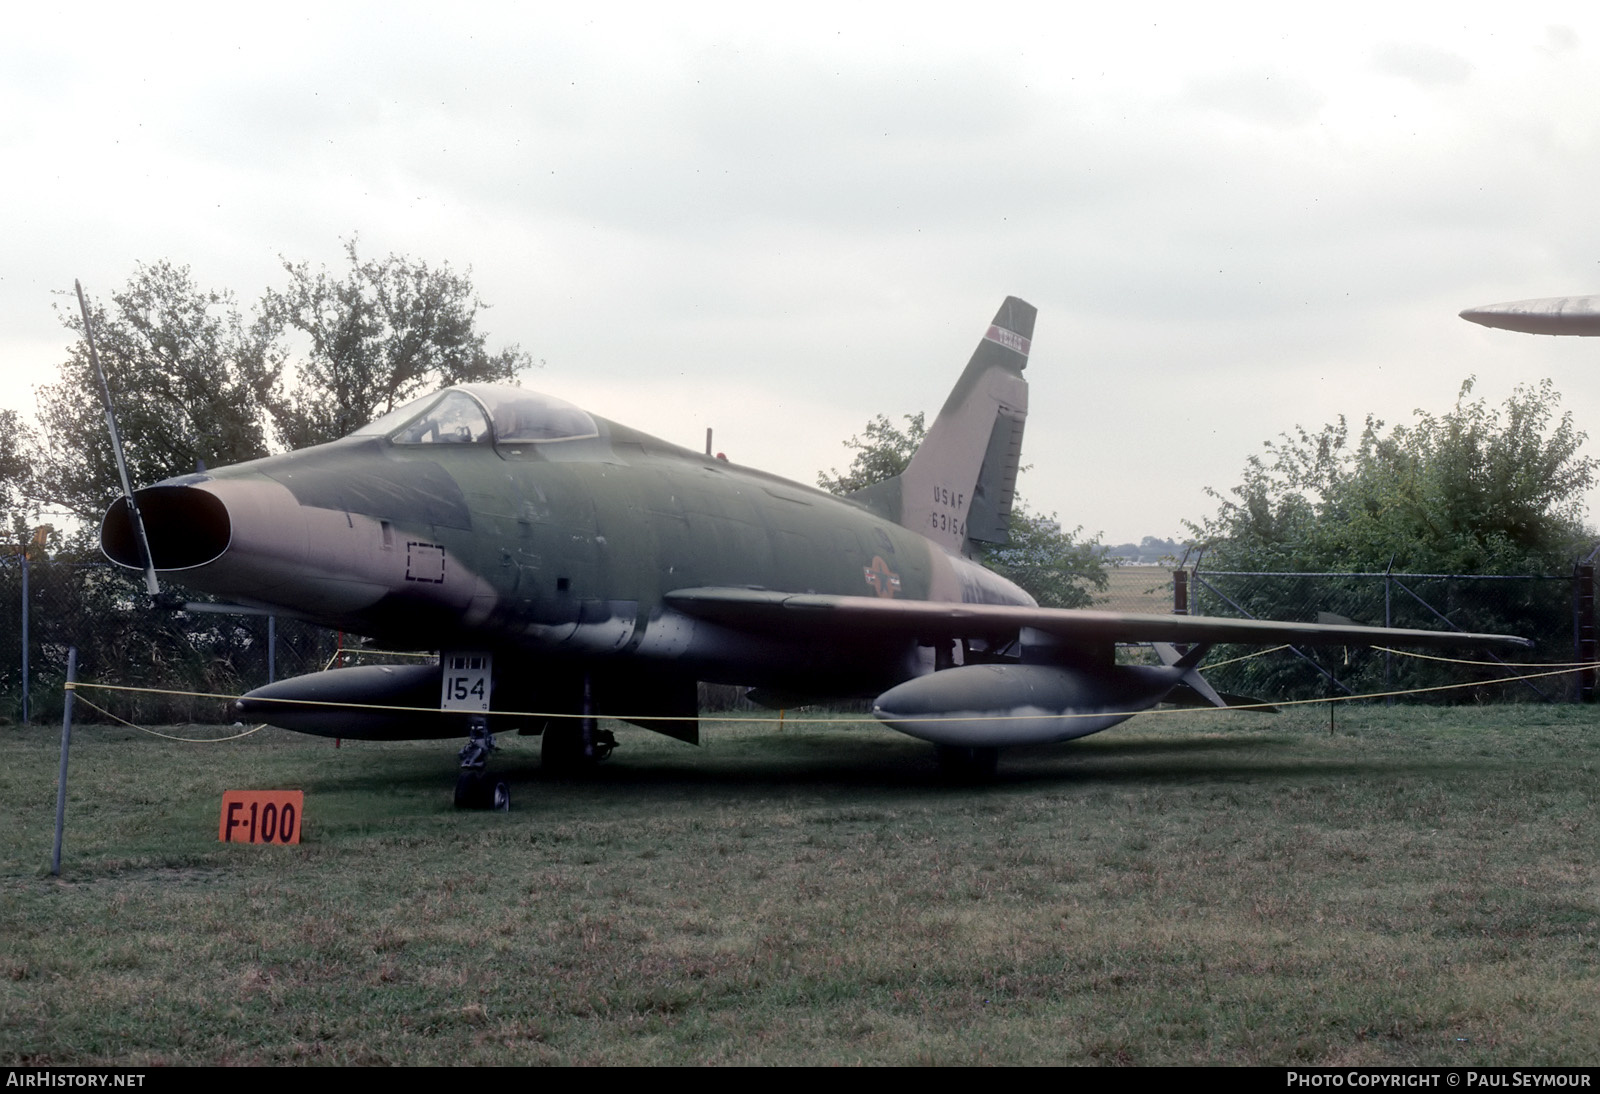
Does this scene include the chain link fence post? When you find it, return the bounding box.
[1576,555,1596,703]
[20,554,28,724]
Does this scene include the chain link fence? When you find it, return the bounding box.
[1,557,342,725]
[4,556,1592,724]
[1185,569,1586,703]
[1093,565,1176,614]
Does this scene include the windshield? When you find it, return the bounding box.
[350,385,599,447]
[349,393,442,437]
[456,385,599,445]
[390,391,491,445]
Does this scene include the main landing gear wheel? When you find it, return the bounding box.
[455,769,510,811]
[935,745,1000,782]
[541,723,617,772]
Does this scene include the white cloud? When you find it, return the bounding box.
[7,4,1600,542]
[1372,44,1474,87]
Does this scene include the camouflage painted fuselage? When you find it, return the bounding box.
[110,407,1031,708]
[103,297,1532,754]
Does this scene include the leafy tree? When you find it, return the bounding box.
[819,413,1109,607]
[34,244,538,525]
[1189,378,1597,575]
[1103,536,1184,564]
[1186,379,1598,702]
[0,409,39,554]
[262,238,535,448]
[979,505,1110,608]
[817,413,927,495]
[35,262,281,525]
[10,246,533,720]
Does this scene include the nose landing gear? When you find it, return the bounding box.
[455,716,510,810]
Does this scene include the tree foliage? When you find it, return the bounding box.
[30,243,535,529]
[262,239,534,448]
[35,262,281,525]
[1185,379,1597,703]
[818,412,1109,607]
[817,413,927,495]
[978,505,1110,609]
[6,244,533,720]
[0,409,38,553]
[1189,379,1597,575]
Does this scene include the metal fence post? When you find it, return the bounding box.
[268,615,277,684]
[1577,559,1595,703]
[1172,568,1188,615]
[51,647,77,877]
[20,554,28,724]
[1384,567,1393,707]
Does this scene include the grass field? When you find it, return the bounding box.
[1091,565,1175,613]
[2,703,1597,1065]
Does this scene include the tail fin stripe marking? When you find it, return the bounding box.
[983,325,1031,356]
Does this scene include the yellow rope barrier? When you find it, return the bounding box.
[1373,646,1600,668]
[1142,662,1599,714]
[64,680,858,725]
[70,691,268,742]
[62,652,1600,733]
[1198,645,1291,668]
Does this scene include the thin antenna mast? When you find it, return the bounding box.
[76,279,159,595]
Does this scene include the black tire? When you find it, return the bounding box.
[455,769,491,809]
[541,724,586,771]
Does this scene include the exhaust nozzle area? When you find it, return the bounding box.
[102,485,232,571]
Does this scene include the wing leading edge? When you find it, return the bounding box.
[664,587,1534,651]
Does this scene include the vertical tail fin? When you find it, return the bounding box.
[853,297,1033,555]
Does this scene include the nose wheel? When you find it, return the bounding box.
[455,769,510,810]
[455,716,510,810]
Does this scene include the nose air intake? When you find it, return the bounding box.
[102,486,232,570]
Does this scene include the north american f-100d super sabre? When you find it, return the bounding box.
[101,297,1531,806]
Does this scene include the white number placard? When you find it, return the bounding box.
[441,651,493,713]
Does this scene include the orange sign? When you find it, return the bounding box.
[219,790,304,844]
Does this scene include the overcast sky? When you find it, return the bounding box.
[6,3,1600,545]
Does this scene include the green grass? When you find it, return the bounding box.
[2,704,1597,1064]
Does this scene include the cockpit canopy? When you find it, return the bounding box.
[350,385,599,447]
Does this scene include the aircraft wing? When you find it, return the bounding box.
[664,587,1534,650]
[1459,294,1600,336]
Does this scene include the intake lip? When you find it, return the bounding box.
[101,485,232,571]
